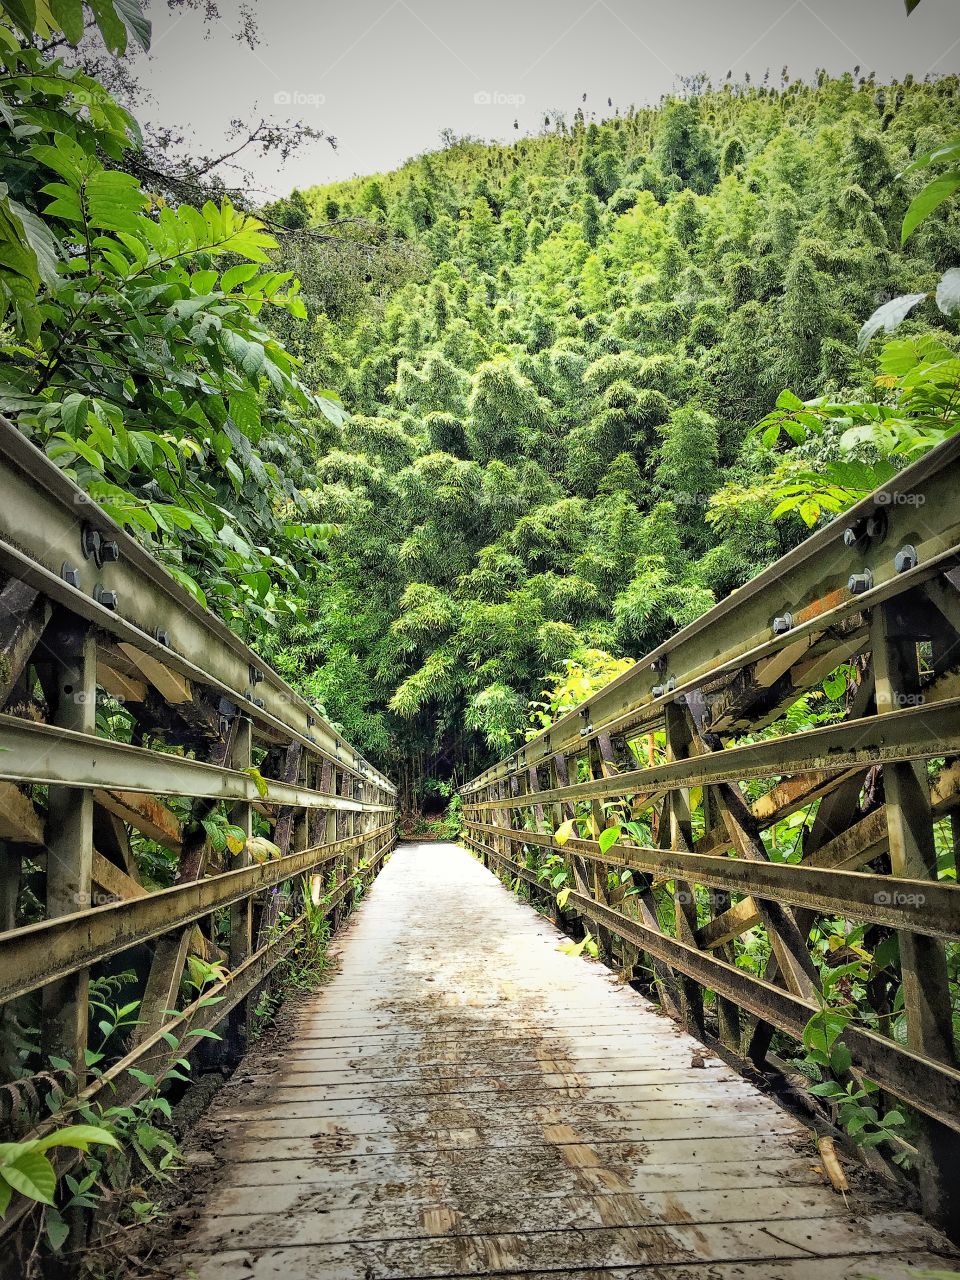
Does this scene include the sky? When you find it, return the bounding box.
[130,0,960,198]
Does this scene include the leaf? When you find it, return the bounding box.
[857,294,927,350]
[32,1125,119,1154]
[45,1206,70,1250]
[0,0,37,38]
[87,169,147,231]
[50,0,84,41]
[112,0,151,50]
[830,1043,853,1077]
[243,767,269,799]
[556,886,571,909]
[1,1151,56,1206]
[902,170,960,243]
[89,0,128,52]
[935,267,960,316]
[598,824,621,855]
[554,817,575,846]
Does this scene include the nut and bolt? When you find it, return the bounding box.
[98,539,119,564]
[81,525,101,560]
[61,562,81,588]
[94,584,118,610]
[155,628,170,647]
[894,544,919,574]
[772,611,794,635]
[848,569,874,596]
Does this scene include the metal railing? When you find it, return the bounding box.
[462,435,960,1230]
[0,416,396,1186]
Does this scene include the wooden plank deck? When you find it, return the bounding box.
[174,841,957,1279]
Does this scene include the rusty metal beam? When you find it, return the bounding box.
[0,823,394,1004]
[0,715,393,811]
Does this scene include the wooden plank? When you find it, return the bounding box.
[93,789,181,849]
[117,641,192,703]
[0,782,43,844]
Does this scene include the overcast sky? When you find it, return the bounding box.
[131,0,960,197]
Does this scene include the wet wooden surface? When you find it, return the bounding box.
[176,841,956,1279]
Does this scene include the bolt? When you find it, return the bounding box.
[80,525,101,560]
[61,562,80,588]
[772,611,794,635]
[865,513,887,540]
[894,544,919,574]
[666,677,676,693]
[154,628,169,647]
[842,527,859,548]
[249,664,264,685]
[97,538,120,565]
[253,697,265,710]
[94,584,118,610]
[848,569,874,596]
[652,684,664,699]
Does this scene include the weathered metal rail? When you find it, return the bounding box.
[462,434,960,1232]
[0,416,396,1224]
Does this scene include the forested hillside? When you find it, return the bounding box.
[266,75,960,799]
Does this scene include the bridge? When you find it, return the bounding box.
[0,418,959,1277]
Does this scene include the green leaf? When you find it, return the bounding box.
[556,886,571,909]
[89,0,128,52]
[829,1043,853,1077]
[32,1125,119,1155]
[902,170,960,243]
[597,824,621,855]
[2,1151,56,1206]
[87,170,147,231]
[45,1208,70,1251]
[0,0,37,38]
[50,0,84,41]
[113,0,151,50]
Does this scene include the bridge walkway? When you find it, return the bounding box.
[174,841,955,1279]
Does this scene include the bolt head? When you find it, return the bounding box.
[894,544,919,574]
[772,611,794,636]
[155,628,169,647]
[95,586,118,610]
[81,526,101,560]
[652,684,664,699]
[848,570,874,596]
[98,539,120,564]
[61,562,80,588]
[842,527,858,547]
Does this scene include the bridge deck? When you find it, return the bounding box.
[176,842,955,1279]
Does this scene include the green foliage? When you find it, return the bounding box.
[0,13,341,639]
[270,73,960,797]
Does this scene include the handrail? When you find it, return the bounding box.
[461,434,960,1231]
[0,420,397,1226]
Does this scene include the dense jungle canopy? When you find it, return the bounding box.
[2,1,960,809]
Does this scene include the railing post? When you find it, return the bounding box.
[225,713,254,1064]
[664,702,705,1036]
[39,616,95,1078]
[871,600,960,1228]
